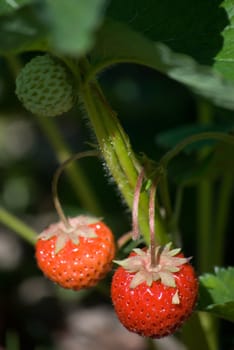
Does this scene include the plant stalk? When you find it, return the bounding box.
[35,115,102,216]
[196,100,219,349]
[78,59,168,245]
[0,207,37,245]
[181,312,218,350]
[213,174,233,266]
[149,182,157,267]
[132,168,145,240]
[196,101,214,274]
[51,150,99,227]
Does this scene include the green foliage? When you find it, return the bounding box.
[44,0,107,55]
[0,0,32,15]
[2,0,234,108]
[106,0,234,79]
[0,4,48,53]
[106,0,224,63]
[89,0,234,109]
[0,0,107,55]
[156,123,234,152]
[0,1,233,348]
[156,124,234,184]
[198,267,234,322]
[90,19,234,110]
[211,143,234,176]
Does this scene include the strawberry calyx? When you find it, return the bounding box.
[38,215,101,254]
[114,242,190,304]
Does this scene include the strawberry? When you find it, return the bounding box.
[35,216,115,290]
[15,54,75,117]
[111,243,198,338]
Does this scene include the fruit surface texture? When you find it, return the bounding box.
[111,245,198,338]
[16,54,75,117]
[35,216,115,290]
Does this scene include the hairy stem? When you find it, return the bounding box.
[78,59,168,245]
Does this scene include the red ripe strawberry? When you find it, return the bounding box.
[35,216,115,290]
[111,243,198,338]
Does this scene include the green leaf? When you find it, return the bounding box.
[156,123,234,183]
[156,123,234,152]
[106,0,234,82]
[0,0,32,15]
[198,267,234,322]
[44,0,107,55]
[0,5,48,54]
[167,154,214,186]
[90,19,234,110]
[0,0,107,56]
[210,142,234,176]
[106,0,225,63]
[214,1,234,80]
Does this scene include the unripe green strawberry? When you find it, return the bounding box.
[15,54,75,117]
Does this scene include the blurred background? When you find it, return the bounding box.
[0,57,233,349]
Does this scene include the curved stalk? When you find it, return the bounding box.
[35,116,102,216]
[52,150,99,227]
[160,132,234,167]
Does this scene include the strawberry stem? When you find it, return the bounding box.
[76,57,169,245]
[34,115,103,216]
[52,150,99,229]
[132,168,145,240]
[149,181,158,268]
